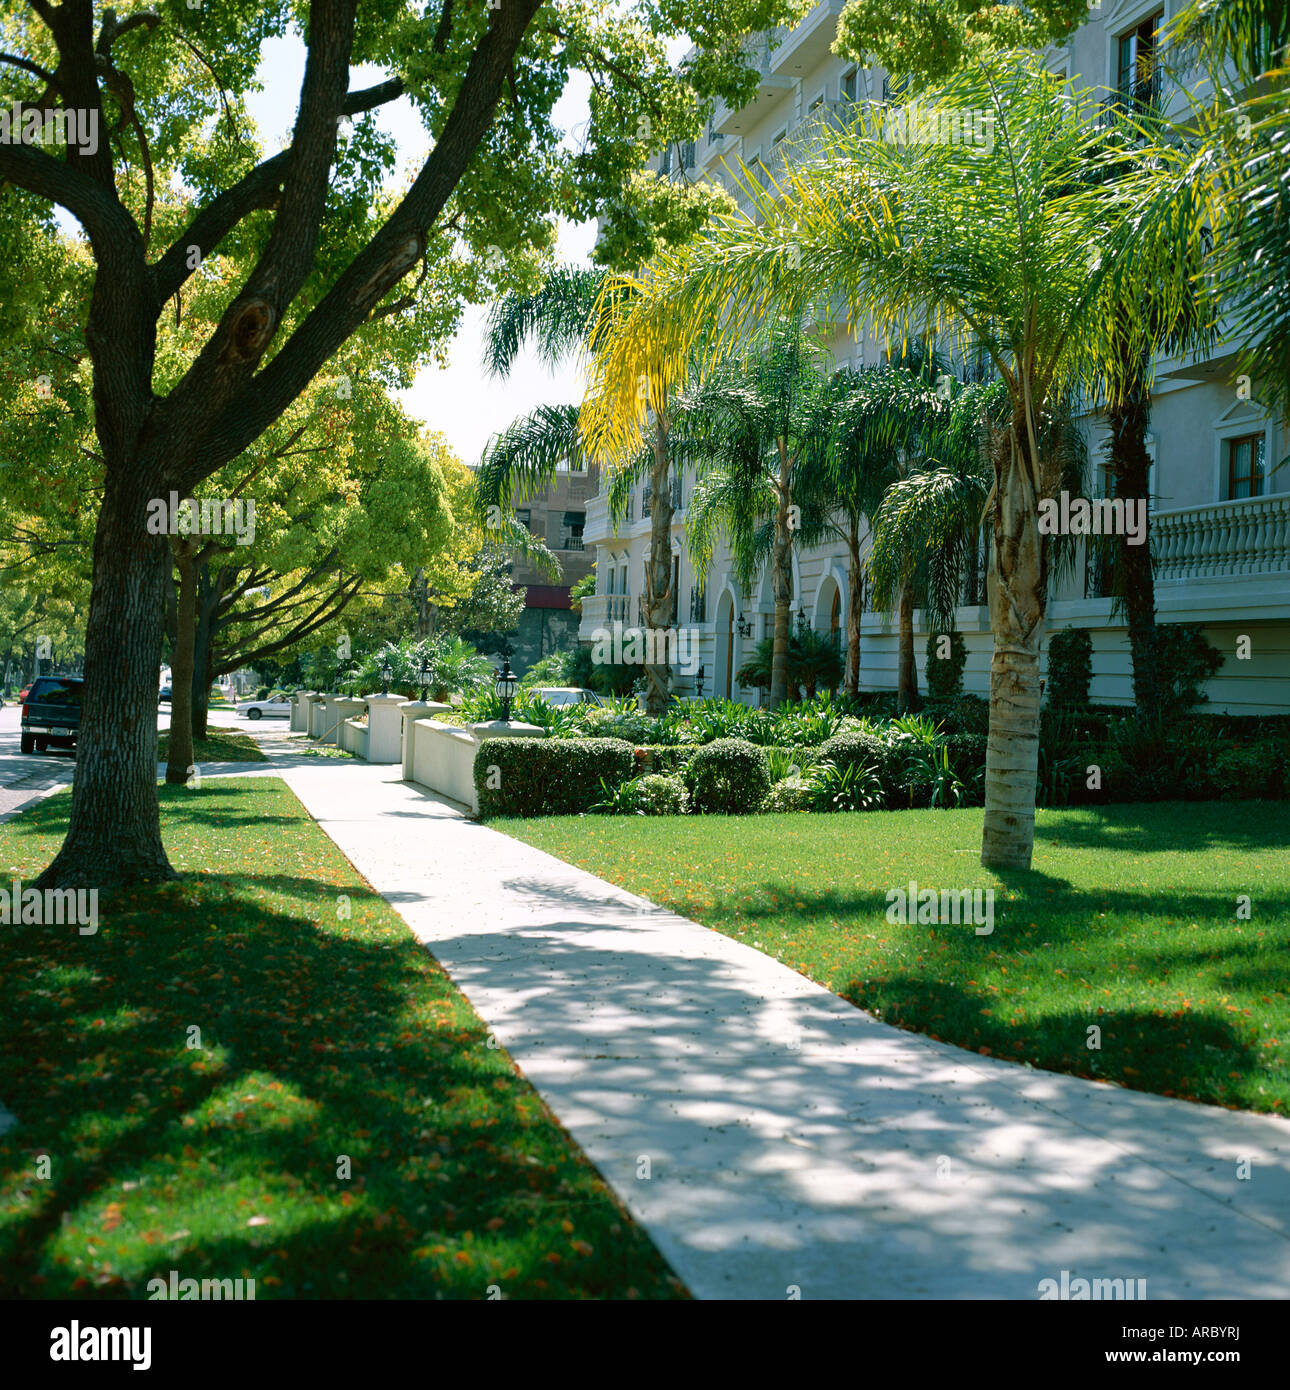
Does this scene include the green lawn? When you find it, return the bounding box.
[501,802,1290,1116]
[0,780,682,1300]
[157,729,267,764]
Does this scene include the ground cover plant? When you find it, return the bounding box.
[0,780,683,1300]
[501,802,1290,1115]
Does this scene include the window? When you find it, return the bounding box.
[660,146,672,176]
[515,508,531,531]
[1116,10,1164,112]
[841,68,858,103]
[773,129,787,146]
[1226,433,1266,499]
[681,140,695,170]
[560,511,584,550]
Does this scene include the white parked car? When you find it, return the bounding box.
[527,686,602,708]
[237,692,292,720]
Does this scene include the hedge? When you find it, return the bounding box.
[687,738,771,814]
[474,737,635,818]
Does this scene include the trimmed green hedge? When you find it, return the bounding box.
[687,738,771,814]
[475,737,635,818]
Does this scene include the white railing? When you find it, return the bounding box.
[580,594,632,629]
[1152,494,1290,582]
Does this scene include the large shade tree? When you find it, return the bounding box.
[0,0,814,886]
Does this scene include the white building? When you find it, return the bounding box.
[579,0,1290,713]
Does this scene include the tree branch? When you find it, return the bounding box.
[148,78,403,313]
[180,0,545,488]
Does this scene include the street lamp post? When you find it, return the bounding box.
[380,659,393,696]
[419,656,431,704]
[495,644,518,724]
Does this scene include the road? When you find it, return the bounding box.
[0,699,283,822]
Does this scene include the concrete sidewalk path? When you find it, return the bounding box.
[263,756,1290,1300]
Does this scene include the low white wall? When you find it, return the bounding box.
[411,720,479,811]
[340,718,369,759]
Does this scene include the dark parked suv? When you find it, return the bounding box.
[20,676,84,754]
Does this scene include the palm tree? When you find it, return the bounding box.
[679,324,833,708]
[791,362,941,697]
[478,266,690,713]
[580,57,1209,869]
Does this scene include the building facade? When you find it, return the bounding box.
[504,462,597,674]
[578,0,1290,713]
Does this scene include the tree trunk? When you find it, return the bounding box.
[190,564,219,741]
[34,472,175,889]
[981,418,1046,871]
[1108,343,1160,725]
[642,414,674,714]
[166,541,198,784]
[845,525,864,695]
[896,583,918,713]
[769,444,794,709]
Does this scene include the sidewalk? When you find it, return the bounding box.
[227,754,1290,1297]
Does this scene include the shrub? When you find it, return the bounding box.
[1046,627,1093,710]
[474,737,635,818]
[923,695,989,736]
[633,774,690,815]
[943,733,987,803]
[925,629,967,701]
[1156,623,1224,716]
[760,778,814,813]
[818,730,895,802]
[687,738,771,814]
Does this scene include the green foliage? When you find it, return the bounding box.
[802,758,885,812]
[760,778,815,813]
[1155,623,1224,716]
[641,745,701,777]
[343,634,493,701]
[1046,628,1093,711]
[520,651,574,687]
[596,773,691,816]
[923,696,990,737]
[474,738,635,819]
[925,629,967,702]
[686,739,772,815]
[834,0,1089,83]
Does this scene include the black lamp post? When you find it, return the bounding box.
[736,613,753,639]
[419,655,431,703]
[695,665,705,698]
[380,659,393,696]
[495,645,518,723]
[796,606,809,633]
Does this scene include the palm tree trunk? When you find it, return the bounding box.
[845,524,863,695]
[769,444,793,708]
[981,419,1046,871]
[896,584,918,712]
[643,414,674,714]
[1108,342,1160,725]
[166,540,197,784]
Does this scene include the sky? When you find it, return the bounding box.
[243,36,607,468]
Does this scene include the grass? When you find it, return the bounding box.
[157,729,266,764]
[500,802,1290,1116]
[0,779,683,1300]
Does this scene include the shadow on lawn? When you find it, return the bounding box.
[1034,799,1290,854]
[838,972,1260,1105]
[0,869,678,1301]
